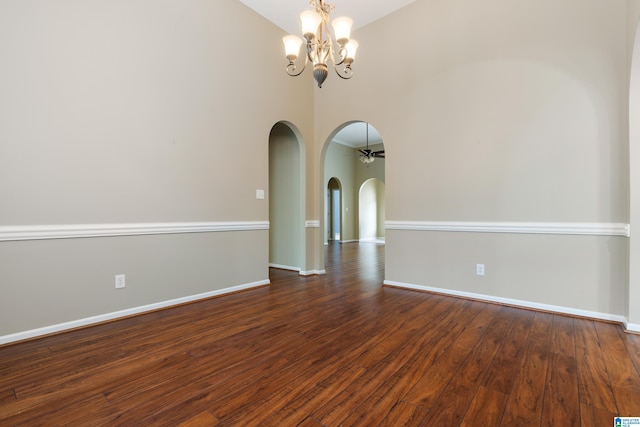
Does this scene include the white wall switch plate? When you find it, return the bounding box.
[115,274,126,289]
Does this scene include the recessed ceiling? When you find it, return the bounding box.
[239,0,415,36]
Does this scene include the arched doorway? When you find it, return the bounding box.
[321,121,386,267]
[269,122,304,272]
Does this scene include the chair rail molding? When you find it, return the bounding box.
[385,221,630,237]
[0,221,270,242]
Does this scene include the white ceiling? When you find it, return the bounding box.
[333,122,382,148]
[238,0,398,150]
[239,0,415,36]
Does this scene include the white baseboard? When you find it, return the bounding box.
[626,322,640,333]
[0,279,270,346]
[269,264,326,276]
[383,280,630,329]
[269,263,300,272]
[359,237,385,244]
[300,270,326,276]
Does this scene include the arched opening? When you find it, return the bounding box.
[321,121,386,270]
[359,178,385,243]
[269,122,304,272]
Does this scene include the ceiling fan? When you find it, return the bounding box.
[358,122,385,165]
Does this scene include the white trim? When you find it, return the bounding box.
[0,279,270,345]
[359,237,385,244]
[300,269,326,276]
[383,280,628,326]
[269,263,301,272]
[0,221,270,242]
[269,264,326,276]
[305,220,320,228]
[627,322,640,333]
[385,221,630,237]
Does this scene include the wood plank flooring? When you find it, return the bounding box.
[1,242,640,426]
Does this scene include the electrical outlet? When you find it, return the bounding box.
[476,264,485,276]
[115,274,126,289]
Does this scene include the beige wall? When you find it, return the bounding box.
[269,123,302,270]
[0,231,268,334]
[628,1,640,326]
[386,231,627,315]
[2,0,638,339]
[319,0,627,222]
[0,0,313,338]
[314,0,631,318]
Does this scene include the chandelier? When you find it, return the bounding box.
[282,0,359,88]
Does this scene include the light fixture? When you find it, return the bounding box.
[283,0,359,88]
[358,122,385,166]
[360,155,375,165]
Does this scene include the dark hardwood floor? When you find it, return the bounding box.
[1,242,640,426]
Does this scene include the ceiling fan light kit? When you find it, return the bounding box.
[359,155,375,165]
[358,123,385,166]
[283,0,359,88]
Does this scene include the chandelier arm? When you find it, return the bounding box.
[332,62,353,80]
[285,53,308,77]
[321,22,338,65]
[333,45,347,66]
[320,41,333,65]
[304,37,315,64]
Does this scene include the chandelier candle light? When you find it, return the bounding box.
[283,0,359,88]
